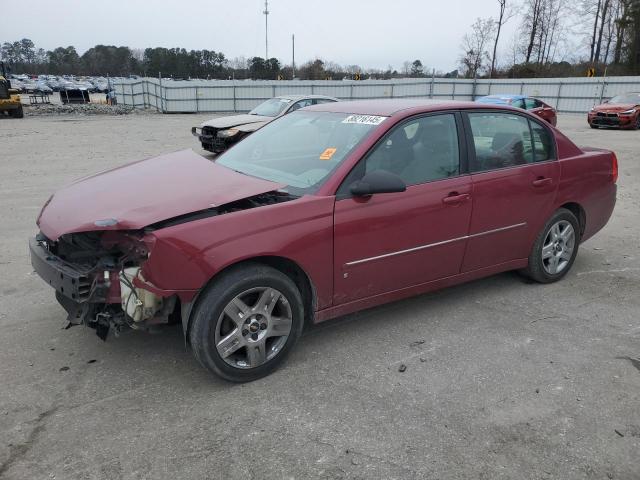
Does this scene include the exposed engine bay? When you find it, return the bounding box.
[32,229,176,340]
[30,190,297,340]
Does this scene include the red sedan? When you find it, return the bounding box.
[588,92,640,129]
[31,99,617,382]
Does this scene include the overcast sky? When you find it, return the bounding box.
[3,0,521,72]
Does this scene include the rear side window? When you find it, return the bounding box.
[468,112,533,171]
[467,112,554,171]
[512,98,525,109]
[525,98,544,109]
[530,120,554,161]
[313,98,336,105]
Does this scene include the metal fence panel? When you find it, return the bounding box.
[114,76,640,114]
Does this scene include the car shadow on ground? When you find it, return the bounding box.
[66,269,536,389]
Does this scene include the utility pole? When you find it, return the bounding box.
[292,34,296,79]
[263,0,269,60]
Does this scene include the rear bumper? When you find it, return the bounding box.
[582,184,617,243]
[29,237,93,302]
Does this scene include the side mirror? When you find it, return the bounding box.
[350,170,406,197]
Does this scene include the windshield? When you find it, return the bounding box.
[608,93,640,104]
[250,98,293,117]
[216,111,384,195]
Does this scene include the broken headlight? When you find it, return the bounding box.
[217,128,240,138]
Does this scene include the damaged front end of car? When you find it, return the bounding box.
[30,230,177,340]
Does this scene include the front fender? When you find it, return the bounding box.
[140,195,335,310]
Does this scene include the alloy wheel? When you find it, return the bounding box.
[214,287,293,369]
[541,220,575,275]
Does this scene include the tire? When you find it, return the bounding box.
[189,263,304,382]
[633,115,640,131]
[589,123,599,129]
[523,208,580,284]
[10,105,24,119]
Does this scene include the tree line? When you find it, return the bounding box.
[0,39,446,80]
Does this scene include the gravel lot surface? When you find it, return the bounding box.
[0,113,638,480]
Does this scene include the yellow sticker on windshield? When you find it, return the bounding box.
[320,148,337,160]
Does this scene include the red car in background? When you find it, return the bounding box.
[588,92,640,129]
[30,99,617,382]
[476,95,558,126]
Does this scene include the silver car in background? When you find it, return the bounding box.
[192,94,339,153]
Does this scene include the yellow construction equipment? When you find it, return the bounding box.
[0,62,23,118]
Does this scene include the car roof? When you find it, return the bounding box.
[304,98,504,116]
[276,94,338,101]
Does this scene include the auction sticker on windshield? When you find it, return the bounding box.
[342,115,388,125]
[319,148,337,160]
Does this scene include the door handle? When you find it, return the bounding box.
[532,177,552,187]
[442,193,470,205]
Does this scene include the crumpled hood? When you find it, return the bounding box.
[201,114,273,129]
[592,103,638,113]
[38,149,284,240]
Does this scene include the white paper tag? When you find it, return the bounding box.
[342,115,387,125]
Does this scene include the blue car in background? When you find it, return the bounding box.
[476,94,557,126]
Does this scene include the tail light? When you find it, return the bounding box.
[611,152,618,183]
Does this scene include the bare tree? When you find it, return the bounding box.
[522,0,545,63]
[460,17,496,78]
[588,0,603,62]
[490,0,516,77]
[594,0,612,62]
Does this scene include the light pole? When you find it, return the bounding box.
[263,0,269,60]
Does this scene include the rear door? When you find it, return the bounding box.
[461,110,560,272]
[333,112,473,304]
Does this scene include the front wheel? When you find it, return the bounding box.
[523,208,580,283]
[189,263,304,382]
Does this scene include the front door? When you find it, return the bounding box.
[333,113,473,305]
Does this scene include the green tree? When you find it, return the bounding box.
[410,59,424,77]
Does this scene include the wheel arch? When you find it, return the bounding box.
[181,255,317,343]
[558,202,586,239]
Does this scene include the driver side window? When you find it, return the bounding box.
[339,114,461,194]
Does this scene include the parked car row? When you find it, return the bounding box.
[8,74,115,94]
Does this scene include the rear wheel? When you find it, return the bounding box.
[189,263,304,382]
[634,114,640,130]
[523,208,580,283]
[589,123,598,129]
[10,105,24,118]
